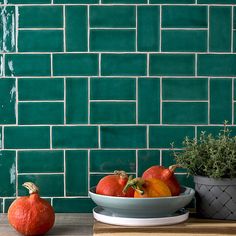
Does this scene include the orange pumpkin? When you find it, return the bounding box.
[8,182,55,236]
[123,177,171,198]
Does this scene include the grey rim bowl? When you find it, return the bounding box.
[89,186,195,218]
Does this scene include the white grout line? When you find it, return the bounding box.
[88,5,90,52]
[135,149,138,177]
[18,28,64,30]
[88,77,90,124]
[232,78,234,124]
[207,5,210,53]
[90,100,136,102]
[18,172,64,175]
[195,54,197,77]
[136,77,138,124]
[160,77,162,124]
[18,100,64,103]
[160,5,162,52]
[98,126,101,149]
[63,5,66,52]
[194,125,197,139]
[15,150,18,197]
[159,150,162,166]
[208,77,210,124]
[50,125,52,150]
[147,53,149,76]
[2,126,4,149]
[90,27,136,30]
[15,78,18,125]
[98,53,101,77]
[162,100,208,102]
[135,5,138,52]
[64,77,66,124]
[64,150,66,197]
[162,28,208,30]
[88,149,90,192]
[147,125,149,148]
[231,6,234,53]
[50,53,53,77]
[15,6,19,52]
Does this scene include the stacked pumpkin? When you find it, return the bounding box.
[96,165,181,198]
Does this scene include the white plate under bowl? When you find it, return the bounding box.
[93,206,189,227]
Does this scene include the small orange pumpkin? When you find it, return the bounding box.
[123,177,171,198]
[8,182,55,236]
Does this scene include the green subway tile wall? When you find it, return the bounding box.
[0,1,235,212]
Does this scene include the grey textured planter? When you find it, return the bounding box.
[194,176,236,220]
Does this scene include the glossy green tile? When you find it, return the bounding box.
[137,6,160,52]
[18,151,64,173]
[66,150,88,196]
[0,151,16,197]
[150,54,195,76]
[90,78,136,100]
[197,126,236,137]
[199,0,236,3]
[18,174,64,197]
[198,54,236,76]
[162,78,208,100]
[101,54,146,76]
[138,78,160,124]
[5,54,51,77]
[150,0,194,2]
[162,30,207,52]
[55,0,98,2]
[52,126,98,148]
[18,78,64,101]
[0,7,16,52]
[209,7,231,52]
[9,0,50,3]
[162,150,186,173]
[18,102,64,125]
[53,54,98,76]
[102,0,146,2]
[19,6,63,28]
[90,174,106,187]
[0,79,16,124]
[210,79,232,124]
[4,126,50,149]
[163,102,208,124]
[66,6,87,52]
[138,150,160,177]
[90,6,135,28]
[101,126,146,148]
[18,30,63,52]
[233,32,236,52]
[66,78,88,124]
[4,199,15,213]
[149,126,195,148]
[90,30,135,52]
[53,198,96,213]
[176,175,194,188]
[162,6,208,28]
[90,150,136,172]
[90,102,136,124]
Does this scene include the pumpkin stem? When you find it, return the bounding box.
[169,164,181,172]
[23,182,39,194]
[114,170,128,179]
[123,176,145,195]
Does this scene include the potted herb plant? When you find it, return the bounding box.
[172,123,236,220]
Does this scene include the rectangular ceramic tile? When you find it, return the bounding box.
[90,30,135,52]
[101,126,146,148]
[102,0,146,3]
[138,150,160,177]
[149,126,195,148]
[101,54,146,76]
[150,54,195,76]
[138,78,160,124]
[90,174,106,187]
[66,6,88,52]
[162,102,208,124]
[18,78,64,101]
[210,79,232,124]
[90,78,136,100]
[198,54,236,76]
[0,79,16,124]
[162,150,186,173]
[66,150,88,196]
[197,126,236,137]
[54,0,98,3]
[18,30,63,52]
[53,54,98,76]
[3,199,15,213]
[18,102,64,125]
[5,54,51,77]
[53,198,95,213]
[176,175,194,188]
[19,6,63,28]
[209,7,232,52]
[18,151,64,173]
[137,6,160,52]
[90,6,135,28]
[0,151,16,197]
[4,126,50,149]
[162,78,208,100]
[18,174,64,197]
[52,126,98,148]
[0,7,16,52]
[162,30,207,52]
[162,6,208,28]
[90,150,136,172]
[66,78,88,124]
[90,102,136,124]
[9,0,50,3]
[198,0,236,3]
[150,0,194,2]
